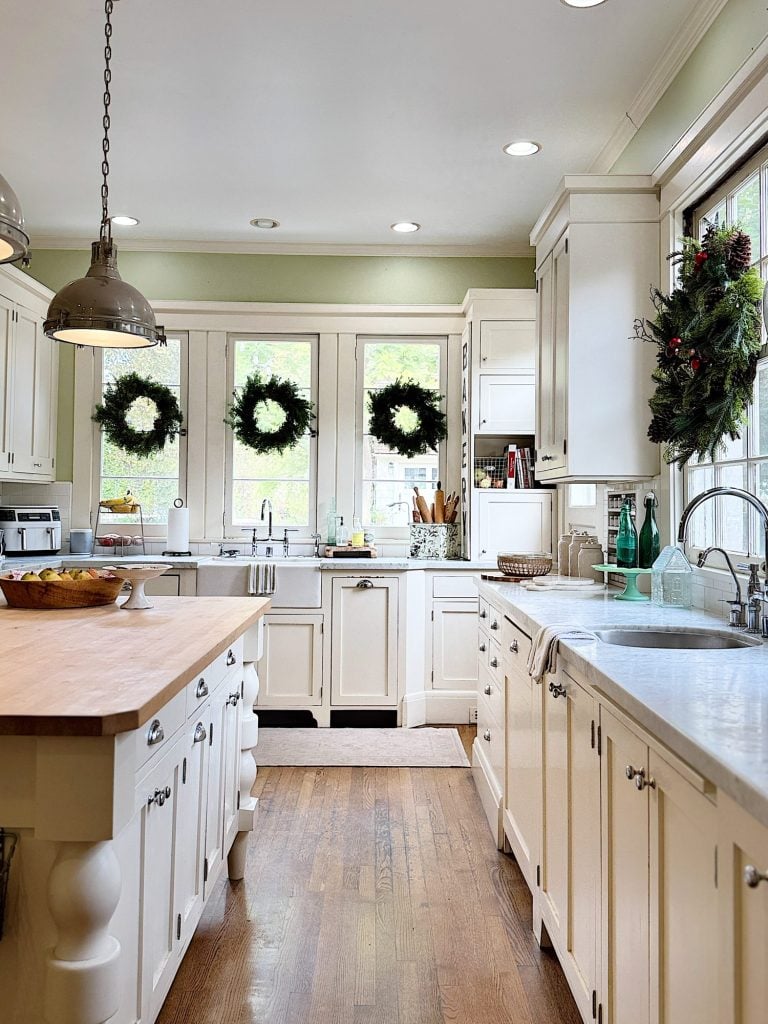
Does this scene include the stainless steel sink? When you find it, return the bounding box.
[594,627,762,650]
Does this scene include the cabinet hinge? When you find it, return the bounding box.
[182,757,187,785]
[565,237,569,255]
[597,1004,603,1024]
[321,621,324,634]
[590,719,595,750]
[714,846,718,888]
[431,669,434,682]
[536,864,541,888]
[592,990,597,1020]
[431,610,434,621]
[597,725,602,756]
[209,722,214,747]
[563,437,567,456]
[204,858,209,882]
[176,913,181,941]
[237,790,241,810]
[535,279,539,293]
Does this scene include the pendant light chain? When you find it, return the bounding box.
[100,0,115,243]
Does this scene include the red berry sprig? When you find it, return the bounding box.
[694,251,709,269]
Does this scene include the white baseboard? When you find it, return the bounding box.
[403,689,477,726]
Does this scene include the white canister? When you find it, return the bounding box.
[557,533,573,576]
[577,542,605,582]
[166,498,190,553]
[568,533,593,577]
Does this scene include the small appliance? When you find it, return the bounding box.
[0,506,62,555]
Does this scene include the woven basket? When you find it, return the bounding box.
[497,552,552,578]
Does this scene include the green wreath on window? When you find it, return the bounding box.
[225,372,315,454]
[368,378,447,458]
[92,372,184,457]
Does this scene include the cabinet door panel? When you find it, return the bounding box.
[479,319,536,371]
[0,294,12,471]
[175,714,209,947]
[331,578,398,705]
[223,674,243,852]
[204,688,227,889]
[541,672,568,935]
[258,614,323,706]
[536,252,555,456]
[478,374,535,433]
[552,236,569,469]
[600,707,650,1024]
[8,305,36,469]
[476,493,552,560]
[504,663,539,887]
[649,750,718,1024]
[432,599,479,690]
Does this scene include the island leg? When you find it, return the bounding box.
[44,841,121,1024]
[227,659,260,881]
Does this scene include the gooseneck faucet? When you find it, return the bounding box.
[678,486,768,635]
[261,498,273,540]
[697,546,745,626]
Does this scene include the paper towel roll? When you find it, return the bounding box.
[166,499,190,553]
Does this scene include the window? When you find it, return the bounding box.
[685,145,768,557]
[225,335,317,531]
[357,337,447,529]
[96,334,187,528]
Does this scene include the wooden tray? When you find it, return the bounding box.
[325,546,377,558]
[480,572,526,582]
[0,575,123,609]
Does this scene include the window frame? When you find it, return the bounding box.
[91,332,189,537]
[354,334,448,539]
[223,332,319,538]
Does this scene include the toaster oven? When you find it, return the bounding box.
[0,506,62,556]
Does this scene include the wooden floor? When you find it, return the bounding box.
[157,725,580,1024]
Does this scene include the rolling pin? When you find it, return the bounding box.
[413,486,432,523]
[434,481,445,523]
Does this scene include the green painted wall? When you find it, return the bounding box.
[613,0,768,173]
[30,250,535,481]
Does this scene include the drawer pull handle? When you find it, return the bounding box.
[227,691,241,706]
[193,721,207,743]
[226,649,237,666]
[479,642,487,652]
[490,657,499,668]
[483,729,491,742]
[479,610,487,619]
[148,785,172,808]
[490,620,499,631]
[147,719,164,746]
[626,766,655,791]
[356,579,374,589]
[195,677,209,699]
[483,684,492,696]
[548,681,566,699]
[744,865,768,888]
[509,639,519,654]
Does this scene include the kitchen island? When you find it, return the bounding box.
[0,596,270,1024]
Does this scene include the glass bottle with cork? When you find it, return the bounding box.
[615,498,638,568]
[638,491,660,569]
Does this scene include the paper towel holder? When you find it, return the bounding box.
[162,497,192,558]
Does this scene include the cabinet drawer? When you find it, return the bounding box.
[487,606,502,636]
[477,688,504,784]
[478,596,490,626]
[135,688,187,773]
[502,617,532,675]
[486,636,503,686]
[432,574,478,599]
[478,665,504,724]
[13,454,54,476]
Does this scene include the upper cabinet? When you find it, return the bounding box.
[530,176,661,482]
[0,267,58,483]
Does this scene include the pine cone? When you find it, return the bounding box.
[648,417,670,444]
[726,230,752,275]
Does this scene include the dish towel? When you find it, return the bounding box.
[527,623,600,683]
[248,561,259,596]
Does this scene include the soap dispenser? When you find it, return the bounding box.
[336,516,349,546]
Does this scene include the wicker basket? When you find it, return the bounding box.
[497,552,552,578]
[0,574,123,609]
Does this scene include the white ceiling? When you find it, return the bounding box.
[2,0,704,253]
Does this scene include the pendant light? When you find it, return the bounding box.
[44,0,164,349]
[0,173,30,265]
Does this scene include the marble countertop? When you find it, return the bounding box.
[480,580,768,828]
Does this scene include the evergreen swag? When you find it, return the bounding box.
[225,373,314,454]
[633,224,764,467]
[93,372,183,457]
[368,379,447,458]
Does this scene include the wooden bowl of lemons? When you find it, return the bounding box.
[0,568,123,609]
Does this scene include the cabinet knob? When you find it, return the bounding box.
[226,649,237,666]
[625,765,637,781]
[483,729,491,742]
[540,454,554,462]
[479,609,487,619]
[490,620,499,631]
[147,785,171,808]
[490,657,499,668]
[227,691,241,706]
[356,579,374,589]
[483,684,493,696]
[548,680,566,699]
[635,772,656,791]
[147,719,164,746]
[509,639,519,654]
[744,865,768,888]
[193,721,207,743]
[195,677,209,699]
[479,642,487,652]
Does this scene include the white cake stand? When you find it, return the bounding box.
[104,564,170,609]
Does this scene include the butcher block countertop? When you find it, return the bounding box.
[0,596,270,737]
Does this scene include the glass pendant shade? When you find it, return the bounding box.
[44,240,164,348]
[0,173,30,264]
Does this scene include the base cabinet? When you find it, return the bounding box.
[331,576,399,706]
[432,598,479,690]
[258,613,323,706]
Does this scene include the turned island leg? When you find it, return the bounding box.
[227,659,260,881]
[44,841,121,1024]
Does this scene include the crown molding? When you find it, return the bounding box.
[28,236,536,259]
[590,0,730,173]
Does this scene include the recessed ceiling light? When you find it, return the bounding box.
[250,217,280,229]
[110,214,139,227]
[390,222,420,233]
[560,0,608,7]
[503,141,541,157]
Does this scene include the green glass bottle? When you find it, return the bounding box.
[638,491,660,569]
[616,499,638,568]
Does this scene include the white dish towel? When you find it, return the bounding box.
[527,623,600,683]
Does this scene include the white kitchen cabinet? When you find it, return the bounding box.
[258,613,324,706]
[531,177,660,481]
[472,596,505,846]
[0,294,13,473]
[174,713,210,950]
[5,300,57,479]
[479,319,536,371]
[432,598,479,691]
[477,374,535,434]
[475,489,553,560]
[222,675,243,855]
[204,682,229,888]
[331,576,399,706]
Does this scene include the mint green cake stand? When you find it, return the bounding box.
[592,564,653,601]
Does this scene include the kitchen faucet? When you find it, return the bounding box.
[678,485,768,635]
[240,498,275,556]
[261,498,273,539]
[696,546,745,626]
[388,501,410,525]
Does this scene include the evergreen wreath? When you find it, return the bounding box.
[225,372,314,454]
[368,378,447,458]
[92,371,184,457]
[633,224,764,467]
